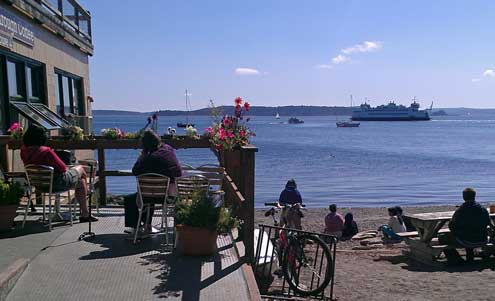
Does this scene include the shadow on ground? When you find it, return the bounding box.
[78,233,164,260]
[140,246,243,299]
[376,253,495,273]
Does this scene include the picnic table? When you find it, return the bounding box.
[403,209,495,264]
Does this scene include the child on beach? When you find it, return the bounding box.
[380,207,406,241]
[341,212,359,240]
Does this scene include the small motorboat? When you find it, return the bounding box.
[288,117,304,124]
[336,121,360,128]
[177,122,195,128]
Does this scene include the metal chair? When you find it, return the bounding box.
[176,175,210,201]
[135,173,170,245]
[23,165,75,231]
[196,164,225,187]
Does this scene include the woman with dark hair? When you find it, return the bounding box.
[129,130,182,232]
[20,124,97,222]
[341,212,359,240]
[379,207,406,241]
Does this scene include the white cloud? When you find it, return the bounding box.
[342,41,383,54]
[234,68,261,75]
[471,78,481,82]
[315,64,333,69]
[332,54,350,64]
[483,69,494,77]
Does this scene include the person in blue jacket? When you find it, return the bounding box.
[278,179,302,205]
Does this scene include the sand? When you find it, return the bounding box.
[255,204,495,300]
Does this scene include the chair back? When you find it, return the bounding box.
[136,173,170,205]
[177,175,210,200]
[25,165,55,193]
[196,164,225,186]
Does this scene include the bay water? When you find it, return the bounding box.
[94,113,495,208]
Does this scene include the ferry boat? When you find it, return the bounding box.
[352,101,431,121]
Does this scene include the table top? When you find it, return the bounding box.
[405,209,495,222]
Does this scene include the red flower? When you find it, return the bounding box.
[235,104,241,112]
[244,102,250,111]
[223,117,232,126]
[239,130,246,138]
[235,97,243,105]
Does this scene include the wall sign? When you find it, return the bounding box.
[0,28,12,49]
[0,7,34,47]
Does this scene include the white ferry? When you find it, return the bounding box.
[351,101,431,121]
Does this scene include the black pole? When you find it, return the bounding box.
[79,164,95,241]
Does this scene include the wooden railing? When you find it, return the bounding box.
[0,135,257,261]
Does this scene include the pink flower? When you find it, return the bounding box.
[235,104,241,112]
[218,128,226,140]
[7,123,20,133]
[204,127,214,136]
[223,117,232,126]
[239,130,246,138]
[226,130,234,139]
[235,97,243,105]
[244,102,250,111]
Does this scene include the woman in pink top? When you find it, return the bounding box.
[21,125,97,222]
[324,204,344,239]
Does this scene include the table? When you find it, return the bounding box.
[405,210,495,243]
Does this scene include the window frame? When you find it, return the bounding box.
[54,68,85,116]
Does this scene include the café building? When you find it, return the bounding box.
[0,0,94,165]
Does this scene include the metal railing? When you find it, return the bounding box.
[35,0,91,42]
[253,224,337,300]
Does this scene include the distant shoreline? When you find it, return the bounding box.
[93,107,495,117]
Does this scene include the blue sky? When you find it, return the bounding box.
[81,0,495,111]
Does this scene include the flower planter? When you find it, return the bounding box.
[175,224,218,256]
[0,205,18,232]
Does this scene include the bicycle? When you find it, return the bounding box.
[264,202,332,296]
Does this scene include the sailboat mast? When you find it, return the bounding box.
[185,89,189,124]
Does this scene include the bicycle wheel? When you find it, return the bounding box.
[282,233,332,296]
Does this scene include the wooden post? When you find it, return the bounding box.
[239,145,257,264]
[0,143,8,172]
[97,147,106,205]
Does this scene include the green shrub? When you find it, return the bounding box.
[175,190,239,234]
[0,179,24,206]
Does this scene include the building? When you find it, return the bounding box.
[0,0,93,134]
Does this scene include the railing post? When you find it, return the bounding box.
[239,145,257,263]
[97,147,106,205]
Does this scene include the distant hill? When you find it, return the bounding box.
[94,105,353,116]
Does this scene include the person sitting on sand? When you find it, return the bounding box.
[380,207,406,241]
[324,204,344,239]
[439,188,492,264]
[341,212,359,240]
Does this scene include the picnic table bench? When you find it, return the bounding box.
[401,210,495,265]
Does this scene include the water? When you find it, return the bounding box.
[93,113,495,208]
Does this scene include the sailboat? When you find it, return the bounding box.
[336,95,360,128]
[177,89,195,128]
[275,107,280,119]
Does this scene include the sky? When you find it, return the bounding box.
[80,0,495,111]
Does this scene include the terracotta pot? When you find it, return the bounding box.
[0,205,18,232]
[176,224,218,256]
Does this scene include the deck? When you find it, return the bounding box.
[2,208,260,301]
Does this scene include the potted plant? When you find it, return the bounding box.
[0,179,24,232]
[175,190,239,256]
[60,125,85,141]
[7,123,23,140]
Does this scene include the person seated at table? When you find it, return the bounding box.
[341,212,359,241]
[20,124,97,222]
[127,130,182,233]
[439,188,492,264]
[395,206,416,232]
[380,207,406,241]
[324,204,344,239]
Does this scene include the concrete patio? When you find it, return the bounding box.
[1,208,260,301]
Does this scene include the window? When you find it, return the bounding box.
[5,57,44,102]
[55,70,84,116]
[7,60,24,99]
[26,65,44,102]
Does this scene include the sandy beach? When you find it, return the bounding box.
[255,204,495,300]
